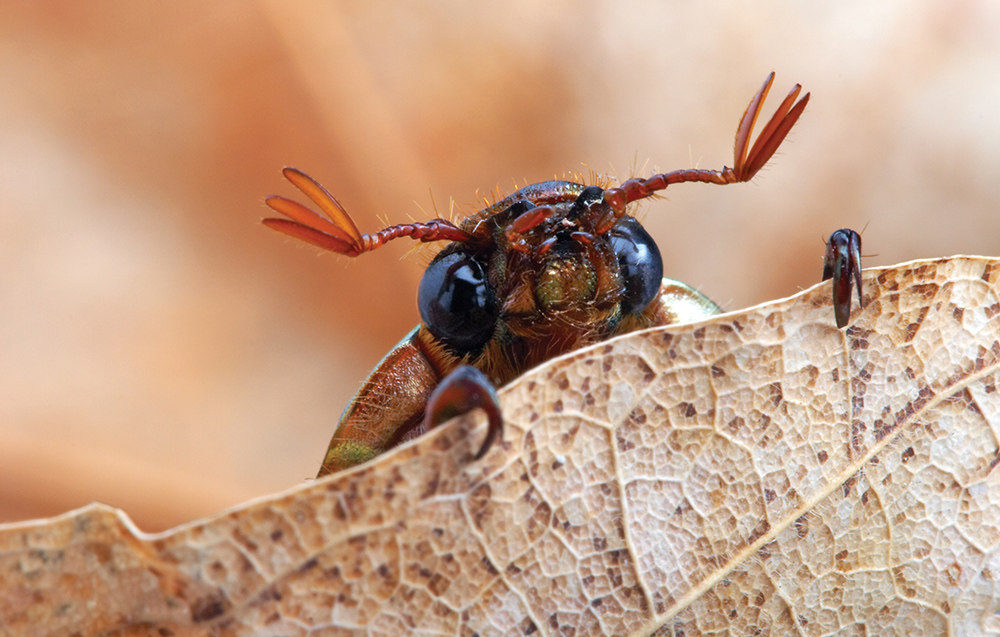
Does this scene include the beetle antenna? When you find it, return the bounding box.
[601,73,809,222]
[264,167,472,256]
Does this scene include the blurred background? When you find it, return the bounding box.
[1,1,998,531]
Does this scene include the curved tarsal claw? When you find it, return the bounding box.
[423,365,503,461]
[822,228,864,328]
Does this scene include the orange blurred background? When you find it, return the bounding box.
[2,1,999,531]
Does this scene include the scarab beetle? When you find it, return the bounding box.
[265,73,812,477]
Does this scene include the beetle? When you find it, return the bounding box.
[265,73,810,477]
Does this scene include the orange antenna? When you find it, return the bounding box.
[602,73,809,219]
[264,167,471,256]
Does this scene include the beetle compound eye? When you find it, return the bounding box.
[418,251,498,353]
[608,217,664,315]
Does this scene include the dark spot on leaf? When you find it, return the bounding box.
[746,520,771,545]
[873,418,894,442]
[727,416,744,433]
[842,475,857,498]
[982,263,997,282]
[253,586,282,605]
[191,592,229,622]
[637,358,655,384]
[795,515,809,539]
[421,473,441,499]
[629,407,647,425]
[609,569,623,588]
[768,382,782,407]
[617,430,636,453]
[481,557,499,577]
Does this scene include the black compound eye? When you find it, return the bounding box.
[418,251,498,354]
[608,217,664,315]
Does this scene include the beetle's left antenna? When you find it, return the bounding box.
[602,73,809,220]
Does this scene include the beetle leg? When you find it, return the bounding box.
[423,365,503,461]
[822,228,864,328]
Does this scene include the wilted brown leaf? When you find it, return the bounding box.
[3,256,1000,636]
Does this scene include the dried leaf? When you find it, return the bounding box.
[3,256,1000,636]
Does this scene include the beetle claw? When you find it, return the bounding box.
[423,365,503,461]
[822,229,864,328]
